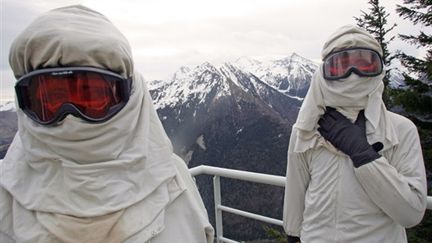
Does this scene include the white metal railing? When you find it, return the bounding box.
[190,165,285,243]
[189,165,432,243]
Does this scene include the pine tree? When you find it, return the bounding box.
[354,0,396,106]
[354,0,397,69]
[396,0,432,85]
[392,0,432,114]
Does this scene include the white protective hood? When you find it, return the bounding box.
[4,4,177,217]
[293,25,398,153]
[0,5,191,242]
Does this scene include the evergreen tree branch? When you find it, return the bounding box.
[396,3,432,26]
[400,32,432,47]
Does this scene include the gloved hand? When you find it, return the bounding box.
[287,235,301,243]
[318,107,382,168]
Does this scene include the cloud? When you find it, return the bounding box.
[0,70,16,103]
[107,0,370,79]
[1,0,429,94]
[1,1,38,69]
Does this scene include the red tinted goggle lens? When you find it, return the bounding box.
[323,48,383,80]
[15,67,131,125]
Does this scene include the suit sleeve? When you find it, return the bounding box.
[171,154,215,243]
[354,120,427,228]
[283,129,310,237]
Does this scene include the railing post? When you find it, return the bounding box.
[214,175,223,243]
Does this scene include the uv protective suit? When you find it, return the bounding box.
[0,5,214,243]
[283,25,427,242]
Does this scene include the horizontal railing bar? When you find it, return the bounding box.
[190,165,285,187]
[219,236,240,243]
[190,165,432,210]
[218,205,284,226]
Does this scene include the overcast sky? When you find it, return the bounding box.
[0,0,428,103]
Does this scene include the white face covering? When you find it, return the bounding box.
[320,69,384,121]
[292,25,398,153]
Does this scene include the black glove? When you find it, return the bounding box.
[287,235,301,243]
[318,107,382,168]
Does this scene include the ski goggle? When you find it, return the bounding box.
[323,48,383,80]
[15,67,132,125]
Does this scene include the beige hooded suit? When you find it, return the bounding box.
[283,25,427,242]
[0,5,213,243]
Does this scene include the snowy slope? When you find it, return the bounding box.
[388,68,407,89]
[235,53,318,96]
[148,53,317,112]
[150,62,232,110]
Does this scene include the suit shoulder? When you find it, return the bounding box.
[386,111,417,131]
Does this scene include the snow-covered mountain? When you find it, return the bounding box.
[147,56,310,240]
[235,53,318,97]
[147,53,317,170]
[149,54,316,120]
[388,68,407,89]
[150,62,232,110]
[149,59,301,149]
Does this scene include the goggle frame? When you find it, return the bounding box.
[322,47,384,81]
[15,66,132,126]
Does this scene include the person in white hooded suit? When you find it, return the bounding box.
[283,25,427,243]
[0,5,214,243]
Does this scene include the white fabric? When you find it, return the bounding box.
[283,25,427,242]
[0,5,213,242]
[0,155,214,243]
[151,155,214,243]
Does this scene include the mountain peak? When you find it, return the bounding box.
[290,52,301,59]
[172,62,219,82]
[235,56,262,68]
[197,61,215,69]
[290,53,312,63]
[179,66,191,73]
[234,54,318,96]
[173,66,192,80]
[277,52,308,63]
